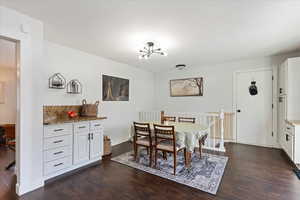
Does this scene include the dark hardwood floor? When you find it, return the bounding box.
[1,142,300,200]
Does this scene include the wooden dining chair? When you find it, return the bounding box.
[178,117,196,124]
[153,124,186,175]
[133,122,154,166]
[163,116,176,123]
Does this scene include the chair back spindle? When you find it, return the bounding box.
[178,117,196,123]
[133,122,152,142]
[153,124,176,149]
[163,116,176,123]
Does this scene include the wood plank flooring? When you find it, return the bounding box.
[0,142,300,200]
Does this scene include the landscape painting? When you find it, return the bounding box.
[102,75,129,101]
[170,77,203,97]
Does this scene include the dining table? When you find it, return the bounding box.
[139,121,209,166]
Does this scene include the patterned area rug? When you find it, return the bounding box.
[112,149,228,194]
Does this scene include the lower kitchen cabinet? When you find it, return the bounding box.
[43,120,104,180]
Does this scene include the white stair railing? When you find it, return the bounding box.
[138,110,226,152]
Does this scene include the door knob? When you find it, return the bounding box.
[237,109,241,113]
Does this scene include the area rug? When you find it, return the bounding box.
[111,149,228,195]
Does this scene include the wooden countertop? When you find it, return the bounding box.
[44,116,107,125]
[286,120,300,126]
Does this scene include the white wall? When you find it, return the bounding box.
[43,41,155,145]
[154,51,300,114]
[154,58,273,113]
[0,67,17,124]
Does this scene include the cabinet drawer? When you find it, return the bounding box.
[44,135,72,150]
[44,146,72,162]
[44,156,72,176]
[44,124,72,138]
[74,122,89,133]
[90,120,103,131]
[285,123,295,135]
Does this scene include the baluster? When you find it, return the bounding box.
[219,109,225,152]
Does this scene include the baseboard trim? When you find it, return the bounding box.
[16,178,44,196]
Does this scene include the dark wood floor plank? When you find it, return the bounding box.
[0,142,300,200]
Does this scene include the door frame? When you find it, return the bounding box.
[0,36,20,181]
[233,67,277,148]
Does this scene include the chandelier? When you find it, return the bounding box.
[138,42,167,59]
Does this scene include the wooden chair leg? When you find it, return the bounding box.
[149,147,152,167]
[199,139,202,159]
[173,152,177,175]
[133,143,137,160]
[184,148,187,165]
[155,149,158,168]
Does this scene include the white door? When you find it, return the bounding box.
[73,132,90,165]
[236,69,274,147]
[89,132,103,160]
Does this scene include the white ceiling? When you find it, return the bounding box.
[0,38,16,69]
[2,0,300,72]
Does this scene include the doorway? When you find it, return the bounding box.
[234,68,274,147]
[0,37,18,188]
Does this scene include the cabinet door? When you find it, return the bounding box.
[73,132,90,165]
[89,131,103,160]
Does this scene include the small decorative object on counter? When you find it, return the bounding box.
[103,135,112,156]
[67,79,82,94]
[67,111,78,118]
[49,73,66,89]
[80,99,99,117]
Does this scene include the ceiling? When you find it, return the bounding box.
[0,38,16,69]
[2,0,300,72]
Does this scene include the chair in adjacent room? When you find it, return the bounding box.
[3,124,16,170]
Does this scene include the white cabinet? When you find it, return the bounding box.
[278,57,300,153]
[73,121,104,165]
[43,120,104,180]
[281,121,300,165]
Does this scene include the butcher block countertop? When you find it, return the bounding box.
[44,116,107,125]
[286,120,300,127]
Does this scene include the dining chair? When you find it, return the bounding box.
[178,117,196,123]
[133,122,154,166]
[153,124,186,175]
[2,124,16,170]
[163,116,176,123]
